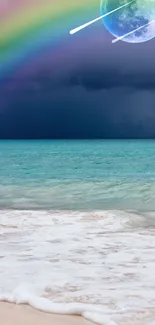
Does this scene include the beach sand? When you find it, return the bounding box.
[0,302,94,325]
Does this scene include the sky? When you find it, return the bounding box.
[0,0,155,139]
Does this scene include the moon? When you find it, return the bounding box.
[100,0,155,43]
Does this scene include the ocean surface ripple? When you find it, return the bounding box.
[1,140,155,324]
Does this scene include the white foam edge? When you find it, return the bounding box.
[0,288,116,325]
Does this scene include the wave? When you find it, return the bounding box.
[0,285,116,325]
[0,208,141,236]
[1,180,155,210]
[1,209,155,324]
[0,208,152,236]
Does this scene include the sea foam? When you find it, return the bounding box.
[1,209,155,325]
[0,285,116,325]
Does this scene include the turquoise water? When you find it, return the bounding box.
[1,140,155,210]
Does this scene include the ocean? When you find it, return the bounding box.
[1,140,155,325]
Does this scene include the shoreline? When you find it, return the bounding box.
[0,302,94,325]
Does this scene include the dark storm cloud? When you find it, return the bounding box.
[66,68,155,91]
[0,28,155,139]
[63,33,155,91]
[1,83,155,139]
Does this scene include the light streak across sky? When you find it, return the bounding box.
[112,19,155,43]
[69,0,134,35]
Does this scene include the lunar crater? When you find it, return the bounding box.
[101,0,155,43]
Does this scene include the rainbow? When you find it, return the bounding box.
[0,0,98,80]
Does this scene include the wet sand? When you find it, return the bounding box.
[0,302,94,325]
